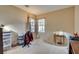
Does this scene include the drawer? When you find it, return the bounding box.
[3,45,11,51]
[3,40,11,45]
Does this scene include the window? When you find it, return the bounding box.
[29,18,45,33]
[29,18,35,32]
[38,19,45,32]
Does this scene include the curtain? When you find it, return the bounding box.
[26,16,30,31]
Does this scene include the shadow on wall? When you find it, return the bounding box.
[3,24,26,36]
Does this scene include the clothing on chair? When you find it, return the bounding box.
[23,31,33,47]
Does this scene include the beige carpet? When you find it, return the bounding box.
[4,39,69,54]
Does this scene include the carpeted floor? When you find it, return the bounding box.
[4,39,69,54]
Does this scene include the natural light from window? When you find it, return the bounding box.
[30,18,35,32]
[38,18,45,32]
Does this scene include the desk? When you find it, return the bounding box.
[70,41,79,54]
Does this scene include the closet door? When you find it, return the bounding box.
[0,28,3,54]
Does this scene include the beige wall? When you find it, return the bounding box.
[38,7,74,34]
[0,6,76,35]
[74,6,79,33]
[0,6,35,35]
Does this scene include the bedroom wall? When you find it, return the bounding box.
[74,6,79,33]
[38,7,74,34]
[0,5,35,35]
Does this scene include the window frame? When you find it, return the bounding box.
[29,18,35,32]
[38,18,45,33]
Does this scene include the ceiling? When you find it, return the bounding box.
[14,5,73,15]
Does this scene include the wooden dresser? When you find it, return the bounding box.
[0,28,3,54]
[70,41,79,54]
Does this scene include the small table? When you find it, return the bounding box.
[54,34,65,45]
